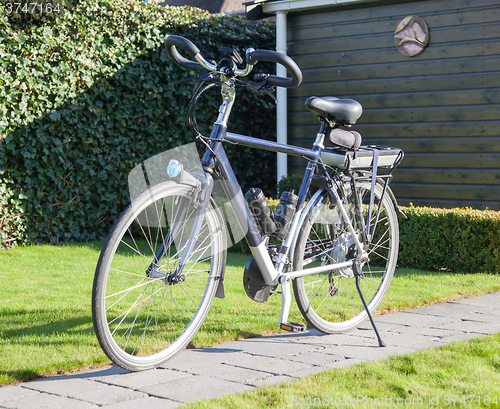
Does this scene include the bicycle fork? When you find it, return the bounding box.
[146,174,215,283]
[173,175,215,280]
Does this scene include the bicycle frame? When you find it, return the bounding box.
[161,72,379,329]
[206,130,367,281]
[181,83,369,327]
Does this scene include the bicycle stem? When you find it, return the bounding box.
[215,75,235,127]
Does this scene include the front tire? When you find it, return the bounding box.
[92,182,225,371]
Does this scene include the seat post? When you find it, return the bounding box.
[313,120,328,150]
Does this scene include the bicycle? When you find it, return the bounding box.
[92,35,405,371]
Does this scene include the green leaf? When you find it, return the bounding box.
[49,112,61,121]
[15,34,27,45]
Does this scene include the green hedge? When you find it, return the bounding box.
[0,0,277,247]
[398,206,500,274]
[255,201,500,274]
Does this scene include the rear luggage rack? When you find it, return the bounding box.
[321,145,404,171]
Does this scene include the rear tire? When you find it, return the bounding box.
[293,180,398,333]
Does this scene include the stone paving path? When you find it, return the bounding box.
[1,292,499,408]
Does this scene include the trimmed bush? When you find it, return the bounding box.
[0,0,276,247]
[398,206,500,274]
[233,192,500,275]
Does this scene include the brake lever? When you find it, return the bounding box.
[247,78,277,104]
[262,88,277,104]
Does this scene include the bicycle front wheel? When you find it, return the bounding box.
[293,179,399,333]
[92,181,225,371]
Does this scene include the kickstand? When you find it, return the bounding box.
[353,261,386,347]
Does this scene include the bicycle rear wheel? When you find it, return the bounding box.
[92,181,225,371]
[292,179,398,333]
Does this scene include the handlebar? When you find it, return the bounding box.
[246,49,302,88]
[165,35,302,89]
[165,35,212,74]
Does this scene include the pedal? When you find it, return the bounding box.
[280,322,307,333]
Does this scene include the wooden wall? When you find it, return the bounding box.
[286,0,500,210]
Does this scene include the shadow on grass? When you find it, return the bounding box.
[0,309,100,383]
[0,309,94,341]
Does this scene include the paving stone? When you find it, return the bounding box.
[0,393,96,409]
[321,343,410,361]
[451,294,500,308]
[286,327,390,345]
[404,302,485,317]
[159,348,249,371]
[96,368,191,389]
[405,339,448,351]
[477,308,500,316]
[69,384,147,406]
[473,323,500,335]
[462,312,500,323]
[376,332,439,347]
[290,364,336,378]
[240,333,304,343]
[386,325,464,338]
[0,386,38,403]
[191,362,275,384]
[284,331,376,347]
[23,378,103,396]
[326,358,365,368]
[377,311,460,328]
[438,320,499,334]
[288,328,325,338]
[63,365,129,380]
[2,291,499,409]
[356,320,408,333]
[138,375,253,404]
[102,396,180,409]
[441,331,489,343]
[210,337,321,358]
[229,355,314,377]
[275,329,339,344]
[336,333,386,346]
[286,351,345,366]
[252,374,294,387]
[283,333,342,346]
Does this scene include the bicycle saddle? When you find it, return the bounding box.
[305,96,363,125]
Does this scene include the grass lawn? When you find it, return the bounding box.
[185,333,500,409]
[1,242,499,385]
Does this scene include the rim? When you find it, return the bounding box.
[97,185,222,366]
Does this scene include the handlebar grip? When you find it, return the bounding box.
[165,35,204,74]
[247,49,302,88]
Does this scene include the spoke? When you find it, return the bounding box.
[116,237,153,266]
[109,267,148,279]
[96,186,222,364]
[105,276,162,303]
[370,228,390,252]
[109,284,151,337]
[137,207,156,257]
